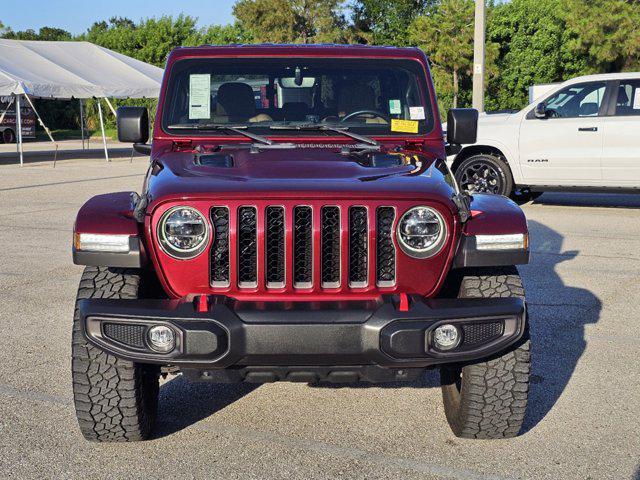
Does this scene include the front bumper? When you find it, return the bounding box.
[79,295,526,382]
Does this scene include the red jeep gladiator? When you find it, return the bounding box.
[71,44,531,442]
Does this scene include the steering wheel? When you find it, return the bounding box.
[341,110,390,123]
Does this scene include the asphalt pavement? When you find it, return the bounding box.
[0,157,638,479]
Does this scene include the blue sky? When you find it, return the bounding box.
[2,0,237,35]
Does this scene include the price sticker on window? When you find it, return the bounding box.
[391,119,419,133]
[189,74,211,119]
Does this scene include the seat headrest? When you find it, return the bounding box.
[216,82,256,119]
[617,86,630,105]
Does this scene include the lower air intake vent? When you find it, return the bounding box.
[462,322,504,347]
[103,323,146,349]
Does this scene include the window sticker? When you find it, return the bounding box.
[409,106,425,120]
[391,119,419,134]
[389,99,402,115]
[189,74,211,119]
[634,89,640,110]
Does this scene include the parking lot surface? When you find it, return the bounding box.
[0,157,638,479]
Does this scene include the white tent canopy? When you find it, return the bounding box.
[0,39,163,164]
[0,39,163,99]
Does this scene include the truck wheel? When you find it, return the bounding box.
[440,267,531,439]
[2,128,16,144]
[455,154,513,197]
[72,266,159,442]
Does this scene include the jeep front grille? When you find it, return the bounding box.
[209,203,397,291]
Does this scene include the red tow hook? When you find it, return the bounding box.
[195,294,209,313]
[398,293,410,312]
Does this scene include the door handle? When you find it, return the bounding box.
[578,127,598,132]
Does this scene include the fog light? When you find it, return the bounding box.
[147,325,175,353]
[433,324,460,351]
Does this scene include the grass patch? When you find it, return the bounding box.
[36,128,118,141]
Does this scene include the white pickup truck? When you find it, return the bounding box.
[447,72,640,202]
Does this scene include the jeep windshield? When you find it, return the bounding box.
[162,57,434,139]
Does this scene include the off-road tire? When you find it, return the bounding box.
[441,266,531,439]
[455,154,514,197]
[72,266,159,442]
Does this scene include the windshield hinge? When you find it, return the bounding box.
[172,139,193,150]
[453,192,472,223]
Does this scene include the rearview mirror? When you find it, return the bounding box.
[117,106,149,144]
[446,108,478,145]
[534,103,547,119]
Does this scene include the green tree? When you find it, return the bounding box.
[352,0,432,45]
[409,0,497,112]
[1,26,71,40]
[84,15,200,66]
[486,0,583,110]
[233,0,350,43]
[564,0,640,73]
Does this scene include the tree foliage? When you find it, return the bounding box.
[352,0,432,45]
[234,0,350,43]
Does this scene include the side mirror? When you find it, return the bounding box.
[534,103,547,119]
[446,108,478,145]
[117,106,149,144]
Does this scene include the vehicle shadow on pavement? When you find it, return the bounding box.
[153,376,259,438]
[532,192,640,209]
[519,219,602,434]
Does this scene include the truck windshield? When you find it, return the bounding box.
[162,57,434,138]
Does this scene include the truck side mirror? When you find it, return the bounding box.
[117,106,149,145]
[446,108,478,145]
[534,102,547,119]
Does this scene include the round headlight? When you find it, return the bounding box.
[397,206,446,258]
[158,206,210,259]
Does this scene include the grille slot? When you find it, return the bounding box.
[376,207,396,287]
[103,323,146,349]
[293,206,313,288]
[238,206,258,287]
[349,206,368,287]
[265,206,285,288]
[462,322,504,347]
[210,207,230,287]
[321,206,341,288]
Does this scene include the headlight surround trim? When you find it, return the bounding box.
[157,206,211,260]
[396,206,447,259]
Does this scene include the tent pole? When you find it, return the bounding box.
[79,99,85,149]
[23,94,59,167]
[15,94,23,166]
[104,97,117,117]
[97,99,109,162]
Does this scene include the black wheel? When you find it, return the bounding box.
[440,266,531,439]
[455,154,513,196]
[72,266,159,442]
[2,128,16,144]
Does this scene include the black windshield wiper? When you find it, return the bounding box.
[269,124,379,147]
[168,124,273,145]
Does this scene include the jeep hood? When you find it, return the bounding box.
[146,147,457,208]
